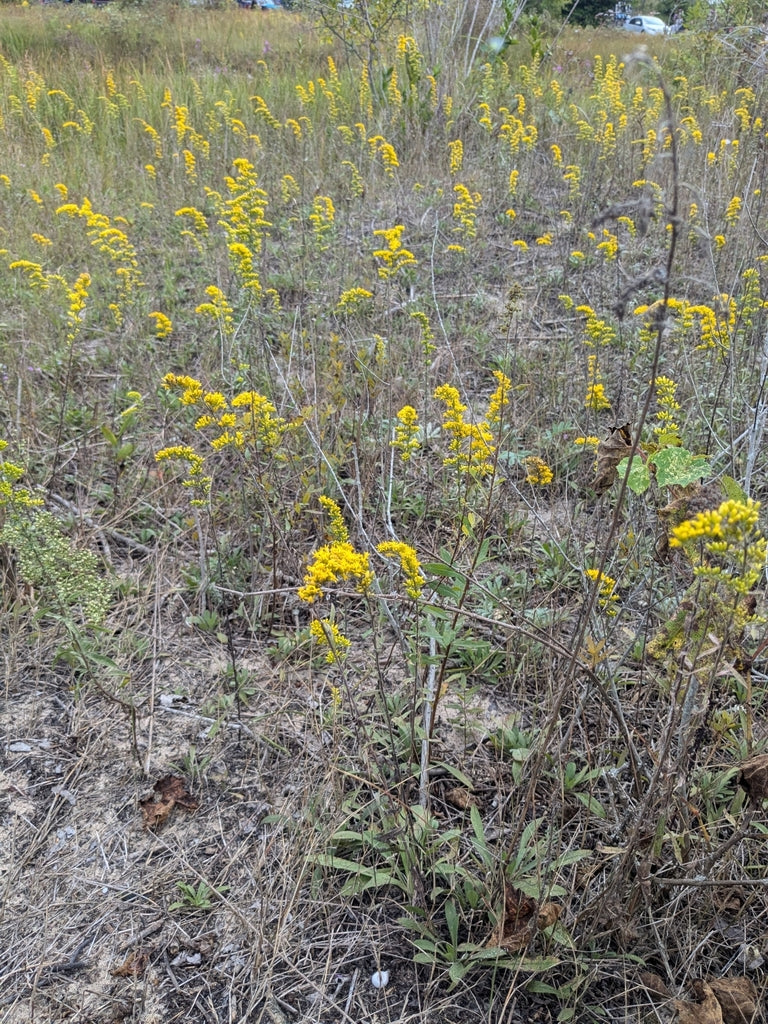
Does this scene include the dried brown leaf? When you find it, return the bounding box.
[444,786,476,810]
[140,774,199,830]
[674,981,724,1024]
[594,424,632,494]
[487,885,536,953]
[738,754,768,803]
[487,886,560,953]
[111,950,148,978]
[639,971,673,1000]
[536,902,561,930]
[708,977,757,1024]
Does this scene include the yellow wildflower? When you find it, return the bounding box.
[391,406,420,461]
[298,542,374,603]
[524,456,553,485]
[585,568,619,614]
[310,618,351,664]
[319,496,349,543]
[377,541,425,600]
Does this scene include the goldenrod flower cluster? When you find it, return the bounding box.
[154,444,211,506]
[57,196,142,299]
[486,371,511,425]
[372,225,417,280]
[195,285,235,337]
[585,355,611,412]
[378,541,425,599]
[410,310,436,356]
[450,183,481,246]
[448,139,463,175]
[298,542,374,603]
[65,272,91,345]
[336,287,373,315]
[434,384,495,478]
[0,440,44,513]
[309,195,335,252]
[319,496,348,543]
[670,498,766,594]
[524,456,553,486]
[585,568,619,614]
[575,304,617,347]
[149,311,173,339]
[653,376,680,443]
[161,374,287,455]
[310,618,351,664]
[391,406,420,462]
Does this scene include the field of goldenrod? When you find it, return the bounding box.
[1,3,768,1021]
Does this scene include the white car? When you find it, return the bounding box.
[623,15,667,34]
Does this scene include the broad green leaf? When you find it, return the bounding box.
[651,447,711,488]
[721,475,747,503]
[616,456,650,494]
[448,960,468,985]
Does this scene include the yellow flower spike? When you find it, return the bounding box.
[653,376,680,443]
[524,456,554,486]
[486,371,511,425]
[585,568,620,614]
[448,139,463,175]
[319,496,349,544]
[310,619,351,664]
[391,405,421,461]
[434,383,496,478]
[585,355,611,411]
[378,541,425,600]
[670,498,766,594]
[149,311,173,338]
[336,288,373,315]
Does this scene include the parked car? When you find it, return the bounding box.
[623,15,667,34]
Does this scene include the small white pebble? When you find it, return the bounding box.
[371,970,389,989]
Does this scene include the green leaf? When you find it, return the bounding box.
[551,847,594,869]
[650,447,711,488]
[721,475,747,503]
[433,761,475,789]
[616,456,650,494]
[448,960,468,985]
[574,792,607,818]
[422,561,461,578]
[445,899,460,949]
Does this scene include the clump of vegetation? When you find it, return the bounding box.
[1,2,767,1021]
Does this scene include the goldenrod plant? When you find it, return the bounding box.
[3,6,768,1020]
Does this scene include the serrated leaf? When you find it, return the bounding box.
[651,447,711,488]
[616,456,650,494]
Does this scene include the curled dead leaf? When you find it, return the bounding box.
[738,754,768,803]
[140,774,199,830]
[674,981,724,1024]
[593,423,632,495]
[707,977,757,1024]
[639,970,673,1000]
[487,885,561,953]
[444,786,476,810]
[536,902,561,930]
